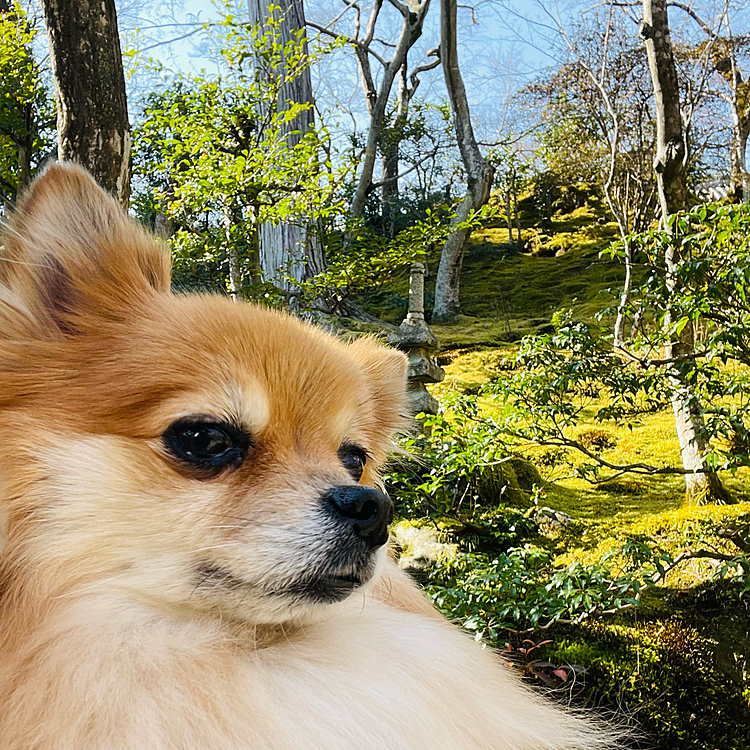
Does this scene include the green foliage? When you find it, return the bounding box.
[389,398,750,744]
[298,207,456,313]
[426,542,655,641]
[133,6,340,297]
[614,203,750,472]
[484,310,678,482]
[547,619,750,749]
[386,396,537,551]
[479,201,750,482]
[0,2,55,205]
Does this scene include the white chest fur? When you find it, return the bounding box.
[0,596,612,750]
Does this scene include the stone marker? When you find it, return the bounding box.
[387,262,445,431]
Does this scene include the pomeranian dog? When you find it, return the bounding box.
[0,164,618,749]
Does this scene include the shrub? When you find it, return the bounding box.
[545,619,750,749]
[576,427,618,452]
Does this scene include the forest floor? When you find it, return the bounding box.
[359,195,750,747]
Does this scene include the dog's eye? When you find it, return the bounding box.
[163,418,250,475]
[338,444,368,481]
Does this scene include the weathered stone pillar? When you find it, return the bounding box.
[387,263,445,431]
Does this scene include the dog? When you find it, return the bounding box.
[0,164,618,749]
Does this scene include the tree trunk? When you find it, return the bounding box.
[729,112,750,203]
[247,0,325,295]
[505,188,513,244]
[350,2,430,220]
[641,0,729,503]
[380,146,400,237]
[41,0,130,206]
[16,101,33,193]
[379,62,411,237]
[432,0,494,323]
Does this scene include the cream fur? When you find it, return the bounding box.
[0,164,621,750]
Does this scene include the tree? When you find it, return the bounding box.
[308,0,432,222]
[684,3,750,201]
[640,0,728,502]
[134,15,335,302]
[0,0,54,207]
[431,0,494,323]
[41,0,130,205]
[246,0,325,295]
[377,48,441,237]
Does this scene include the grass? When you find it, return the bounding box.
[360,196,624,345]
[434,346,750,539]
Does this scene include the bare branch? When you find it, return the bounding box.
[370,145,444,188]
[385,0,409,16]
[305,20,388,67]
[135,26,205,53]
[667,1,716,38]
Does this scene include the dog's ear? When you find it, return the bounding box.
[348,337,408,457]
[0,163,171,339]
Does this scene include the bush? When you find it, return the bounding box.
[576,427,618,452]
[545,619,750,749]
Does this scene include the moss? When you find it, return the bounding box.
[543,616,750,749]
[367,194,750,742]
[357,198,624,342]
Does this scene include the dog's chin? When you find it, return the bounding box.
[193,546,382,623]
[281,567,374,604]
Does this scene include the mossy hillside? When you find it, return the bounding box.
[426,346,750,746]
[360,200,623,347]
[433,348,750,548]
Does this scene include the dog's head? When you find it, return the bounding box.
[0,164,407,625]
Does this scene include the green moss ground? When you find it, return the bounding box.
[366,199,750,746]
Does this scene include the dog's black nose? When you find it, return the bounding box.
[322,486,393,549]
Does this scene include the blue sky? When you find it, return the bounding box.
[116,0,568,145]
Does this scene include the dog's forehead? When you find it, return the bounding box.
[136,295,369,440]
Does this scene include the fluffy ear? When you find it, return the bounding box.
[348,336,408,454]
[0,163,171,339]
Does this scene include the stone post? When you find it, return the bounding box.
[387,263,445,431]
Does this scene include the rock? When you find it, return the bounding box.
[387,316,438,349]
[534,507,574,531]
[392,522,456,581]
[407,351,446,383]
[406,383,440,416]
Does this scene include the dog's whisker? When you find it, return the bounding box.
[190,542,243,553]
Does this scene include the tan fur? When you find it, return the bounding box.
[0,164,619,749]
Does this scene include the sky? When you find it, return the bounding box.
[23,0,746,174]
[114,0,564,140]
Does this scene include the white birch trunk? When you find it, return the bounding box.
[432,0,494,322]
[642,0,728,503]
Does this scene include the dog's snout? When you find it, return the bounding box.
[322,486,393,549]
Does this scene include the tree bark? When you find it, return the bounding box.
[16,101,33,194]
[41,0,130,206]
[641,0,729,503]
[505,188,513,244]
[349,1,431,220]
[432,0,494,323]
[247,0,325,297]
[729,105,750,203]
[380,64,408,237]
